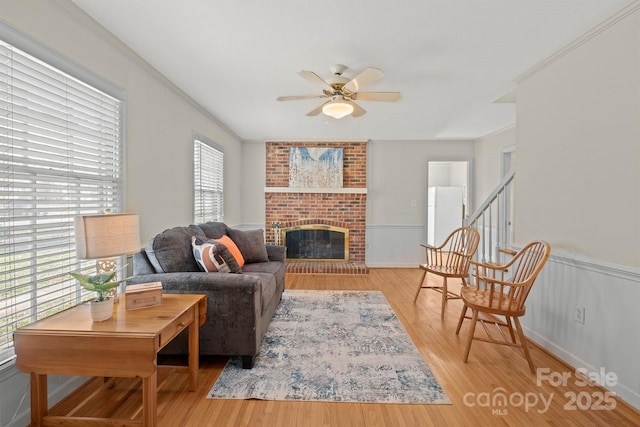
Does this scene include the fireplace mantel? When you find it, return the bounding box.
[264,187,367,194]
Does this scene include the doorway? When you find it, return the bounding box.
[501,145,515,178]
[500,146,516,249]
[426,161,470,245]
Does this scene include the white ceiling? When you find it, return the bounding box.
[71,0,629,141]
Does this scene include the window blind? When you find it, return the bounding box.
[194,138,223,223]
[0,40,124,364]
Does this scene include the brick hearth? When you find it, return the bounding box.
[285,260,369,275]
[265,141,368,274]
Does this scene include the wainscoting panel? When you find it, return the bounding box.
[520,248,640,410]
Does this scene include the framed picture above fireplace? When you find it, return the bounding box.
[289,147,343,188]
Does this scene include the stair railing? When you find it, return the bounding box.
[464,169,515,264]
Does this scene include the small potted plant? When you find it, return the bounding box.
[70,271,122,321]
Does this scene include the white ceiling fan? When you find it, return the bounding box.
[277,64,401,119]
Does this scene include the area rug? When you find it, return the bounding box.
[207,290,450,404]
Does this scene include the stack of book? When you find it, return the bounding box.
[124,282,163,310]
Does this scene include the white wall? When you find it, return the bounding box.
[512,4,640,409]
[473,125,516,208]
[0,1,244,424]
[240,141,267,227]
[515,5,640,267]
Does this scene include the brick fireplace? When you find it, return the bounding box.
[265,141,368,274]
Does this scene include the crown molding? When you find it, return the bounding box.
[515,1,640,83]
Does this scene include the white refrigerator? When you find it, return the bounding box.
[427,186,464,246]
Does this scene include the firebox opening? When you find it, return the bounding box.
[283,225,349,262]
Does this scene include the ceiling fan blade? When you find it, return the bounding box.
[277,95,324,101]
[298,70,333,92]
[305,101,330,117]
[346,100,366,117]
[343,67,384,93]
[352,92,401,102]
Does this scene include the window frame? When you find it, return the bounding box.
[0,22,125,366]
[193,134,224,224]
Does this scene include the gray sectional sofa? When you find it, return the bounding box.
[127,221,286,368]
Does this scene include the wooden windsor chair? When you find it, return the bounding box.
[413,226,480,319]
[455,240,551,373]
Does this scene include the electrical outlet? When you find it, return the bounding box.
[575,306,586,325]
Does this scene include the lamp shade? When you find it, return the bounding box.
[322,99,354,119]
[74,213,140,260]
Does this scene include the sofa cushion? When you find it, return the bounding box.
[243,261,286,291]
[132,250,155,275]
[227,228,269,264]
[145,225,205,273]
[242,261,283,276]
[191,236,232,273]
[214,235,245,268]
[198,221,228,239]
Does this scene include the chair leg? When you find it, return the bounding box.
[455,304,468,335]
[440,277,448,319]
[413,269,427,302]
[505,317,517,343]
[513,317,535,374]
[463,309,478,363]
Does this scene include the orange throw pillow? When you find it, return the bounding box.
[214,235,245,268]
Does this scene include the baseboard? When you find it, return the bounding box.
[524,327,640,411]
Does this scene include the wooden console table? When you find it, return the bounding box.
[14,293,206,427]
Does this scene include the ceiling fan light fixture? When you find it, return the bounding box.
[322,98,353,119]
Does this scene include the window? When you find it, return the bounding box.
[194,137,223,223]
[0,38,124,364]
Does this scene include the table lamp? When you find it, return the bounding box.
[73,212,140,301]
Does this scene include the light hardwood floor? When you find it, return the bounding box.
[50,269,639,426]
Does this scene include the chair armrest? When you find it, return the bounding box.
[420,242,447,251]
[472,247,531,271]
[128,271,265,356]
[266,245,286,262]
[475,274,527,289]
[470,259,509,271]
[469,260,509,286]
